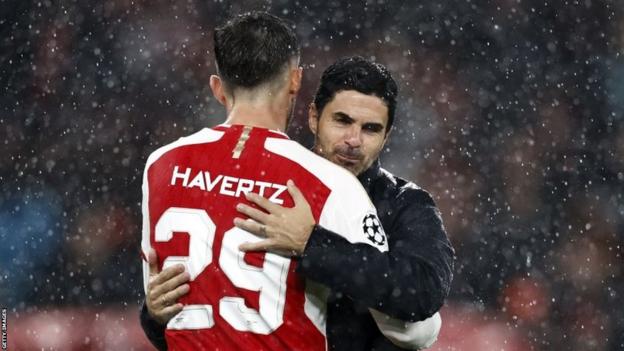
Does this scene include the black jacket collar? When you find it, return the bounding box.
[357,159,383,192]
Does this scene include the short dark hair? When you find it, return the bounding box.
[313,56,398,131]
[214,12,300,89]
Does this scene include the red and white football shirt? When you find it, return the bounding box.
[141,124,388,350]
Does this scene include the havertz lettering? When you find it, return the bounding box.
[170,166,288,204]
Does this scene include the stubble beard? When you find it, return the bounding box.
[313,141,362,176]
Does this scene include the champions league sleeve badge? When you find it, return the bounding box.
[362,213,386,246]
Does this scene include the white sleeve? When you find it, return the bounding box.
[141,157,153,295]
[369,309,442,350]
[318,178,389,252]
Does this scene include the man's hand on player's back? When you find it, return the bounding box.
[235,179,316,256]
[145,249,190,325]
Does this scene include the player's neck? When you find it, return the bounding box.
[224,99,290,133]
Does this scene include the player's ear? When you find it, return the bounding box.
[288,66,303,95]
[308,103,319,136]
[210,75,228,106]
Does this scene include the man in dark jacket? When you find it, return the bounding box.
[141,56,454,350]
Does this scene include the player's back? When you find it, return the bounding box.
[141,124,387,350]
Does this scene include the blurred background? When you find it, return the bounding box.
[1,0,623,349]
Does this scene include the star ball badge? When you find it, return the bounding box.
[362,213,386,246]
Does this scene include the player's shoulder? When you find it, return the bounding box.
[145,128,224,168]
[263,137,361,191]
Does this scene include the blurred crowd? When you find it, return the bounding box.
[1,0,623,349]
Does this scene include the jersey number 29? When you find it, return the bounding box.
[155,207,290,335]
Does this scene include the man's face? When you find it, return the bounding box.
[309,90,390,176]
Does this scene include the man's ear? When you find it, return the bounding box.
[209,75,228,106]
[383,125,393,144]
[289,66,303,95]
[308,103,319,136]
